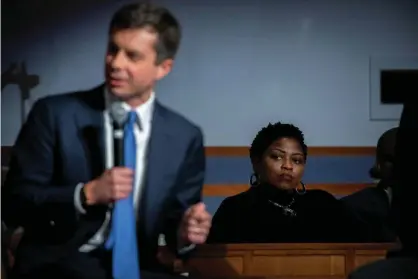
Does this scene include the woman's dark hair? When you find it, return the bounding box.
[109,2,181,64]
[250,122,308,162]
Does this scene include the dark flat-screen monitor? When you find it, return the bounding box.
[380,69,418,104]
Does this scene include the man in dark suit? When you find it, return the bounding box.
[2,3,211,279]
[348,100,418,278]
[341,128,398,242]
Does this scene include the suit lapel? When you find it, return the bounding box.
[75,86,106,180]
[142,102,174,236]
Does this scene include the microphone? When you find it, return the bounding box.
[109,102,128,167]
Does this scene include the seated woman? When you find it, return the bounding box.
[207,122,369,244]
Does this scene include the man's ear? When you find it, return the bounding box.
[156,59,173,81]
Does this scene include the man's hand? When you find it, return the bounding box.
[179,202,212,245]
[83,167,133,205]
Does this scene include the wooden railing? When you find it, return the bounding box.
[2,229,397,278]
[183,243,397,279]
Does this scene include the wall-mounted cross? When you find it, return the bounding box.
[1,62,40,124]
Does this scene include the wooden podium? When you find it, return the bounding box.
[184,243,397,279]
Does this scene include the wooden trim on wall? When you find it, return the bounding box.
[203,183,373,197]
[1,146,376,167]
[205,146,376,156]
[1,158,370,197]
[1,146,376,160]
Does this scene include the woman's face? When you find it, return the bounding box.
[255,137,306,190]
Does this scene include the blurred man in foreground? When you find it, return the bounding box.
[2,3,211,279]
[348,99,418,278]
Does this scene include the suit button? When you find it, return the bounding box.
[50,220,55,226]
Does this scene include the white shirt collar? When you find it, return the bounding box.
[105,88,155,126]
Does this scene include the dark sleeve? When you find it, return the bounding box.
[339,201,377,242]
[1,98,79,228]
[342,188,395,242]
[340,190,371,227]
[207,197,242,244]
[341,189,379,227]
[392,99,418,253]
[313,191,374,242]
[162,127,205,255]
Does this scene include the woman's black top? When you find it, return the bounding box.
[207,184,373,244]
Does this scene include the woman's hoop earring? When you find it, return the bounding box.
[296,181,306,195]
[250,173,259,186]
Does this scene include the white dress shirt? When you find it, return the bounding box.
[74,90,154,252]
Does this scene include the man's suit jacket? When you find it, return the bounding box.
[347,98,418,279]
[341,186,396,242]
[1,85,206,274]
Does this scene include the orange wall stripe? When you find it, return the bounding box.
[2,146,376,165]
[203,183,373,197]
[205,146,376,156]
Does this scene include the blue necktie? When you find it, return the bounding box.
[105,111,140,279]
